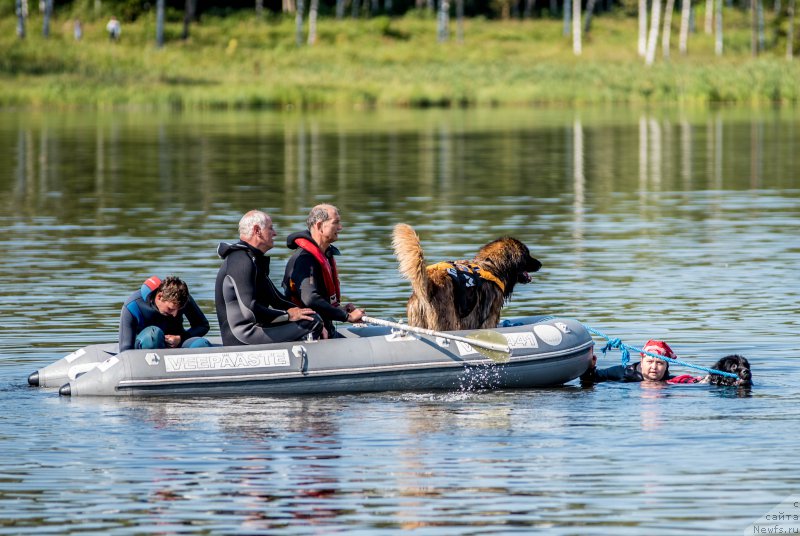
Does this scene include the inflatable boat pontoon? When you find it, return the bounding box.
[29,316,593,397]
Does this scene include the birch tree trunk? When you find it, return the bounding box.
[156,0,165,47]
[352,0,360,18]
[645,0,662,65]
[639,0,648,56]
[16,0,26,38]
[437,0,450,42]
[42,0,52,37]
[256,0,264,17]
[715,0,723,55]
[789,0,796,59]
[757,0,765,51]
[704,0,713,33]
[573,0,582,54]
[662,0,675,57]
[679,0,691,53]
[678,0,692,52]
[336,0,345,17]
[296,0,305,45]
[307,0,318,45]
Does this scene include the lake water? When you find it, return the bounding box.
[0,108,798,534]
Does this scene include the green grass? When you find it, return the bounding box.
[1,10,799,109]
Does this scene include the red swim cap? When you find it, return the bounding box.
[641,339,677,359]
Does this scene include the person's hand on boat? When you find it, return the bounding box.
[346,308,365,323]
[287,307,316,322]
[164,334,181,348]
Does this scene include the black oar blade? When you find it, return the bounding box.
[467,330,510,363]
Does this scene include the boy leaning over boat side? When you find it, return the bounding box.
[118,276,212,352]
[580,339,678,385]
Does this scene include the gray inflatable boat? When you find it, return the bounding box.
[30,316,593,397]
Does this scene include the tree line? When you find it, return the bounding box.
[11,0,797,61]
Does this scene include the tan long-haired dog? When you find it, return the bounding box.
[393,223,542,331]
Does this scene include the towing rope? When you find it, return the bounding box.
[582,325,739,380]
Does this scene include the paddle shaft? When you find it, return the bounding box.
[361,316,510,354]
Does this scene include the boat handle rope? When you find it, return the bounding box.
[582,324,739,380]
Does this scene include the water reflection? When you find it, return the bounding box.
[1,108,799,534]
[572,119,585,243]
[4,110,799,221]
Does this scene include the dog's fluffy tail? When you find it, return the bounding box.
[392,223,431,308]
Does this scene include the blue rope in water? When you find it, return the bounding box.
[583,325,739,380]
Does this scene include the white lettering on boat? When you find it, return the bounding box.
[456,332,538,356]
[164,350,291,373]
[533,325,563,346]
[64,348,87,363]
[504,332,539,349]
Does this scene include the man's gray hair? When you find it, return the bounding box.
[239,210,270,238]
[306,204,338,230]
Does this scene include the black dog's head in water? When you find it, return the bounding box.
[707,354,752,387]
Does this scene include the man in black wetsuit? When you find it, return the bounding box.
[215,210,324,346]
[283,204,365,337]
[118,275,211,352]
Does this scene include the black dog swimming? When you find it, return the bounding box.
[706,354,752,387]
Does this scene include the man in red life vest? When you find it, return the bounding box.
[283,204,365,337]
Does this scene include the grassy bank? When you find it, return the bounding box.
[1,11,799,109]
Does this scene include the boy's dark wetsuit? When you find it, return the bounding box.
[215,240,323,346]
[118,280,210,352]
[282,230,347,337]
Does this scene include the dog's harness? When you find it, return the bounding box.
[426,261,505,319]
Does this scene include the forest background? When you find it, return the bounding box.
[1,0,799,108]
